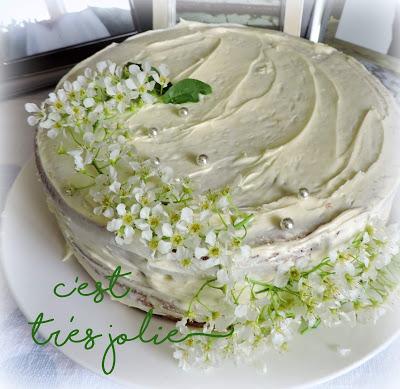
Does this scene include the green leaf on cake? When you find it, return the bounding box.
[162,79,212,104]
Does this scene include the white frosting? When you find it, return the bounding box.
[36,21,400,317]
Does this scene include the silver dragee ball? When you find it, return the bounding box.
[196,154,208,166]
[148,127,158,137]
[154,157,160,166]
[178,107,189,118]
[298,187,310,199]
[280,217,294,231]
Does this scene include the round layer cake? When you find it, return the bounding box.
[34,20,400,324]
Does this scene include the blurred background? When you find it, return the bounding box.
[0,0,398,98]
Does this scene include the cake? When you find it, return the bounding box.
[28,21,400,370]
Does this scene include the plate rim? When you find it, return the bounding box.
[2,158,400,389]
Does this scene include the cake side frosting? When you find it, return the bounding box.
[30,21,400,370]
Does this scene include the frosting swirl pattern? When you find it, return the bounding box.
[36,21,400,318]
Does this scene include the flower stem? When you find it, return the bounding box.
[91,160,103,174]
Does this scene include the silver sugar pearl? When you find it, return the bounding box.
[280,217,294,231]
[148,127,158,137]
[196,154,208,166]
[154,157,160,166]
[298,187,310,199]
[178,107,189,118]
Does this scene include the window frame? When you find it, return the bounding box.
[0,0,152,99]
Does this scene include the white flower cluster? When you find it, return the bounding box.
[91,159,252,267]
[26,60,171,171]
[25,61,170,139]
[26,60,252,269]
[173,223,400,370]
[26,60,400,372]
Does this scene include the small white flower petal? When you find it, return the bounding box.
[158,240,172,254]
[108,62,117,75]
[142,229,152,241]
[83,97,95,108]
[47,129,58,139]
[162,223,173,237]
[107,219,123,232]
[130,204,140,214]
[124,225,134,239]
[137,72,146,85]
[106,86,116,96]
[83,132,95,143]
[195,247,208,259]
[57,89,67,101]
[141,92,154,104]
[96,61,108,73]
[27,115,40,126]
[181,207,193,223]
[103,207,114,218]
[216,268,229,284]
[25,103,40,113]
[125,78,137,90]
[140,207,151,219]
[109,181,121,194]
[128,64,141,74]
[109,148,120,161]
[48,92,57,102]
[205,231,216,246]
[116,203,126,216]
[135,220,148,230]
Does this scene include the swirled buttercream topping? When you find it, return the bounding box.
[37,21,400,250]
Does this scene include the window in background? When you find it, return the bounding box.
[0,0,153,98]
[0,0,137,62]
[316,0,399,102]
[176,0,283,30]
[317,0,399,59]
[335,0,396,54]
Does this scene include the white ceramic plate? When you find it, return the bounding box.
[2,160,400,389]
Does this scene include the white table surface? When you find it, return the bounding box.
[1,75,400,388]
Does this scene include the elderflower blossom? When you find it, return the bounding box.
[127,71,156,104]
[67,148,94,171]
[106,203,141,245]
[151,63,171,89]
[27,59,168,140]
[173,222,400,371]
[25,102,46,126]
